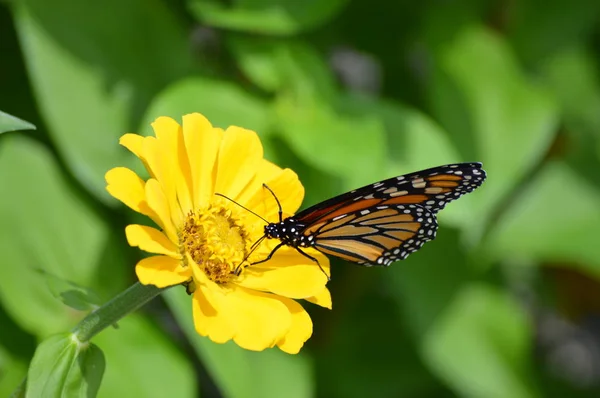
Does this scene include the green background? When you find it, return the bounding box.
[2,0,600,396]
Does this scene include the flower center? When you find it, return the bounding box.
[180,204,251,284]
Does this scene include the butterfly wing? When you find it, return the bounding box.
[305,203,438,266]
[294,162,486,225]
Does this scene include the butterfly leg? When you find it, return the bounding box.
[295,248,331,281]
[247,242,286,269]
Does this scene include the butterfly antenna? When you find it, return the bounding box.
[214,193,269,224]
[262,184,283,222]
[234,235,267,275]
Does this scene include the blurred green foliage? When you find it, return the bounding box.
[2,0,600,397]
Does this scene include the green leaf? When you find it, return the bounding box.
[507,0,600,66]
[540,46,600,159]
[164,288,313,398]
[0,111,35,133]
[386,230,534,396]
[274,95,387,187]
[0,305,37,362]
[228,37,337,99]
[0,136,128,336]
[317,287,450,398]
[486,161,600,276]
[37,269,103,312]
[13,6,132,203]
[27,333,105,398]
[385,227,478,337]
[190,0,349,35]
[14,0,194,202]
[1,352,28,398]
[20,0,193,89]
[143,77,271,135]
[228,36,285,92]
[423,284,538,398]
[8,377,27,398]
[265,135,344,213]
[94,315,196,398]
[428,25,558,237]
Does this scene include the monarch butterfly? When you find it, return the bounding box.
[219,162,486,277]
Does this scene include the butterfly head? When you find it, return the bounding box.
[264,222,281,239]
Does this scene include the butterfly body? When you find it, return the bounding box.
[264,218,312,248]
[250,162,486,273]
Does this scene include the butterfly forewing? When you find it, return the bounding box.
[294,162,486,226]
[308,203,438,266]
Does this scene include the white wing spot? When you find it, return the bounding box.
[389,190,409,197]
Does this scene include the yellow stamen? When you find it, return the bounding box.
[180,204,251,284]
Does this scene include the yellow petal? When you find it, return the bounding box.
[251,244,330,274]
[135,256,190,288]
[305,287,332,309]
[241,163,304,222]
[214,126,263,201]
[182,113,220,208]
[228,287,291,351]
[105,167,160,226]
[125,224,180,258]
[192,260,293,351]
[152,116,179,140]
[192,284,234,343]
[276,298,312,354]
[152,116,194,215]
[119,134,154,178]
[145,179,178,243]
[239,251,329,299]
[197,284,291,351]
[143,136,184,227]
[119,133,144,158]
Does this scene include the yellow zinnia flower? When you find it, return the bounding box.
[105,113,331,353]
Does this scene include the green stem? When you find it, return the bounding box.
[72,282,166,342]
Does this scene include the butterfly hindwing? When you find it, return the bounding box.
[308,203,438,266]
